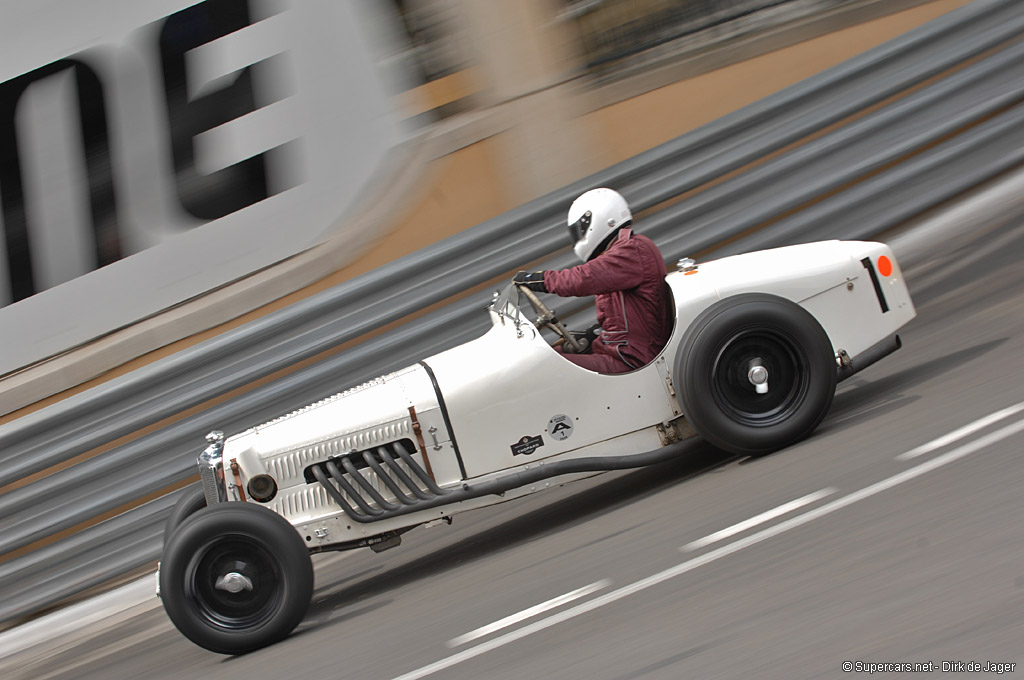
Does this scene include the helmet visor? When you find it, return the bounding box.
[567,210,592,244]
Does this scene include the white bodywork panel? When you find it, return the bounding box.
[695,240,914,358]
[423,312,675,478]
[216,240,915,547]
[227,365,464,526]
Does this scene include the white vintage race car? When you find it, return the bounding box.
[158,239,914,653]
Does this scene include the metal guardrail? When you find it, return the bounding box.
[0,0,1021,625]
[573,0,826,68]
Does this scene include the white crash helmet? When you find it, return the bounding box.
[566,188,633,262]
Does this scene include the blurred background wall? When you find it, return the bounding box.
[0,0,413,380]
[0,0,970,414]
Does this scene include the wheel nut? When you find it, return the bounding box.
[748,365,769,394]
[215,572,254,593]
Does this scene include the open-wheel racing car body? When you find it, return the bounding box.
[159,239,915,653]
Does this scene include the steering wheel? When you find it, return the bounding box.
[515,284,586,354]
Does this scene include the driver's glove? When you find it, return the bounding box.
[514,270,547,293]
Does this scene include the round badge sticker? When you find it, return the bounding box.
[547,414,574,441]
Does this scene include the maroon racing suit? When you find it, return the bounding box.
[543,228,673,374]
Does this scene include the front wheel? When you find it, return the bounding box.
[159,503,313,654]
[675,293,837,456]
[163,483,207,546]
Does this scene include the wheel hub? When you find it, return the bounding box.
[711,328,809,427]
[186,538,283,630]
[747,362,769,394]
[215,571,254,593]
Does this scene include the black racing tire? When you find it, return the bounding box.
[159,503,313,654]
[163,484,207,546]
[674,293,837,457]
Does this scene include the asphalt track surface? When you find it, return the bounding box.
[4,214,1024,680]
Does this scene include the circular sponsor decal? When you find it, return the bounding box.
[547,414,574,441]
[877,255,893,277]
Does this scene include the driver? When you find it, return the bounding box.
[515,188,672,374]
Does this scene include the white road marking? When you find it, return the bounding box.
[447,580,610,648]
[681,488,836,551]
[390,416,1024,680]
[897,401,1024,460]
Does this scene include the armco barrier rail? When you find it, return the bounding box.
[1,0,1022,625]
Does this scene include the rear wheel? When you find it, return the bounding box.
[159,503,313,654]
[675,293,836,456]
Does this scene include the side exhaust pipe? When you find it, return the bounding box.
[315,440,690,524]
[837,335,902,383]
